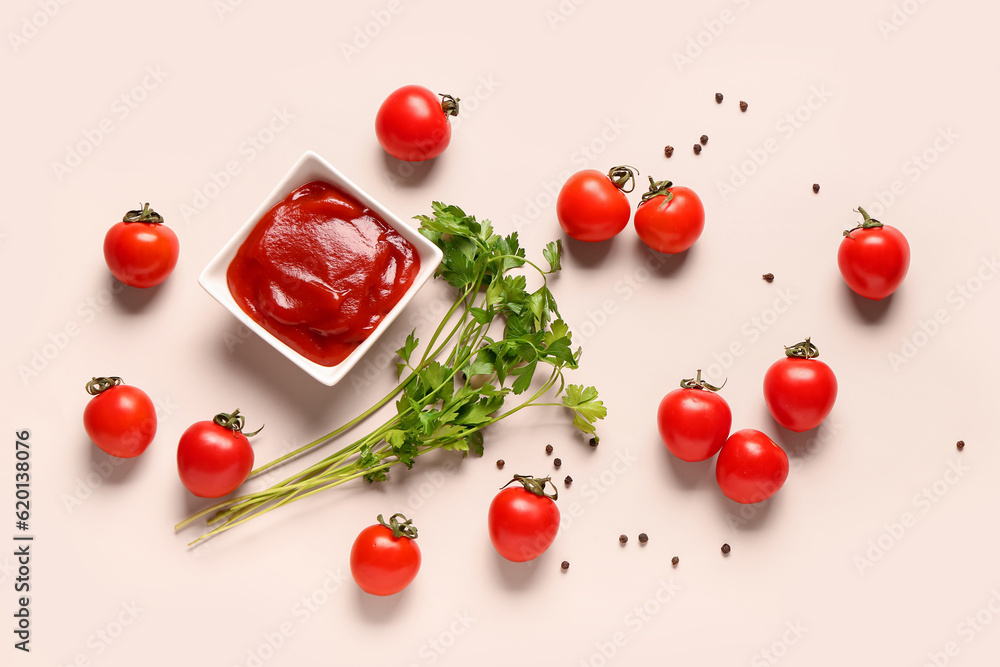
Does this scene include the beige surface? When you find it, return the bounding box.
[4,0,1000,664]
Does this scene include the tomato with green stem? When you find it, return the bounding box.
[83,376,157,458]
[657,370,731,462]
[489,474,560,562]
[634,177,705,254]
[715,429,789,504]
[556,166,636,242]
[177,410,260,498]
[103,203,179,288]
[375,85,459,161]
[838,206,910,300]
[350,513,421,596]
[763,337,837,432]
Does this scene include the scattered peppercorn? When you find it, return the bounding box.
[619,534,628,545]
[812,183,820,193]
[671,556,680,566]
[545,444,553,455]
[664,145,674,158]
[693,144,702,155]
[739,100,748,112]
[700,134,708,145]
[561,560,570,570]
[957,440,965,451]
[589,437,598,448]
[638,533,649,544]
[564,475,573,486]
[715,92,723,103]
[763,273,774,282]
[721,543,731,555]
[554,458,562,468]
[496,459,505,469]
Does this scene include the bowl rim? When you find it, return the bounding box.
[198,150,444,386]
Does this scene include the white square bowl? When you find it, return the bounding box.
[199,150,443,386]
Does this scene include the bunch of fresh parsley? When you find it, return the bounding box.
[178,203,605,542]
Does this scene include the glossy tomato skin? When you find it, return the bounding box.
[715,429,789,504]
[657,387,732,462]
[83,385,157,458]
[176,422,254,498]
[763,357,838,432]
[634,186,705,254]
[103,221,179,288]
[375,85,452,161]
[350,524,421,596]
[488,487,560,562]
[838,225,910,300]
[556,170,631,242]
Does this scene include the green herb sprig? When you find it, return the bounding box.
[177,202,605,543]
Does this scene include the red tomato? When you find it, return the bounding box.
[715,429,789,504]
[350,513,421,596]
[763,338,837,432]
[375,85,458,161]
[657,370,731,462]
[103,203,179,288]
[838,207,910,300]
[83,376,156,458]
[556,166,635,242]
[177,410,258,498]
[488,475,560,562]
[634,178,705,254]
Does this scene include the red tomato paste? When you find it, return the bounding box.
[227,181,420,367]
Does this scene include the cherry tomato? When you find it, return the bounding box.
[375,85,459,161]
[176,409,259,498]
[103,203,180,288]
[715,429,789,504]
[634,178,705,254]
[763,338,838,432]
[82,376,156,458]
[488,475,560,562]
[657,370,731,462]
[350,513,421,596]
[556,166,635,242]
[838,206,910,300]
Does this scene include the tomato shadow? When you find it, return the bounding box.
[631,237,692,278]
[765,411,823,459]
[563,235,616,268]
[712,491,778,532]
[111,280,165,314]
[842,283,894,324]
[353,584,410,622]
[491,544,545,591]
[88,444,145,485]
[380,150,437,189]
[177,483,217,518]
[656,437,715,491]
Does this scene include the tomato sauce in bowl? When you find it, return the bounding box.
[226,180,420,367]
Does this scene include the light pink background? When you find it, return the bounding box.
[4,1,999,665]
